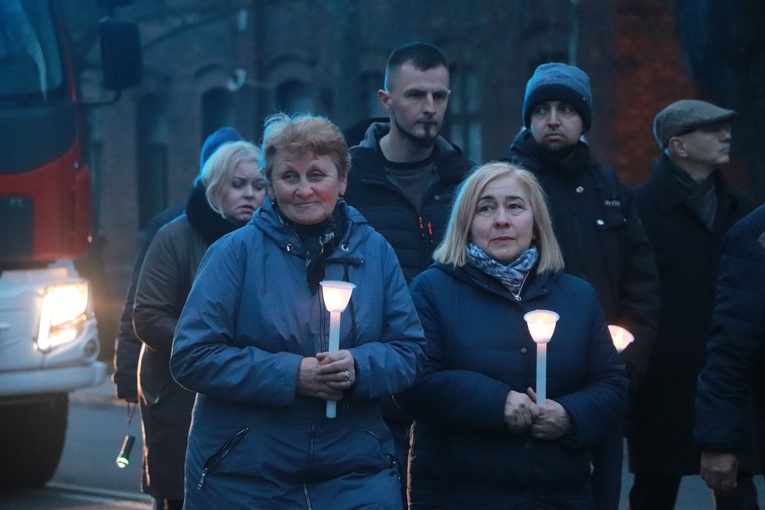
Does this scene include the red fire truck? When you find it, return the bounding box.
[0,0,140,487]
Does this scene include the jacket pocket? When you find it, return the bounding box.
[197,426,249,489]
[364,428,401,480]
[593,204,627,230]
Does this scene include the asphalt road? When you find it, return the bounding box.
[1,377,763,509]
[0,380,150,509]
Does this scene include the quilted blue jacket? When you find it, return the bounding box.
[695,205,765,453]
[171,198,426,510]
[398,262,628,509]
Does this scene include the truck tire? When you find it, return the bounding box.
[0,393,68,488]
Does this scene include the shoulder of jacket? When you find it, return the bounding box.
[349,146,386,177]
[152,216,203,250]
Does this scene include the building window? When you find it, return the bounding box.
[201,87,234,144]
[448,67,482,163]
[363,72,386,119]
[528,53,569,77]
[275,79,314,114]
[135,95,168,229]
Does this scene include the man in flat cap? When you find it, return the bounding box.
[508,62,660,510]
[628,100,756,509]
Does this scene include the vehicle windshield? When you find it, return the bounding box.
[0,0,64,102]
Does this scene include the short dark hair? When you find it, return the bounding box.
[384,42,448,90]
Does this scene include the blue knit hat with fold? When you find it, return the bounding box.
[199,127,245,171]
[522,63,593,132]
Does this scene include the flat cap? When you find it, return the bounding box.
[653,99,735,148]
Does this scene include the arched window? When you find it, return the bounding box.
[275,79,314,114]
[363,72,386,118]
[135,94,168,229]
[201,87,234,143]
[448,67,482,163]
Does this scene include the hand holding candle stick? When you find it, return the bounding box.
[524,310,559,406]
[320,280,356,419]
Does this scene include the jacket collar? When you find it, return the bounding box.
[650,154,735,214]
[352,121,469,186]
[250,197,369,258]
[509,129,597,177]
[432,260,559,303]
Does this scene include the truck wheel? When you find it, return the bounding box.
[0,393,68,488]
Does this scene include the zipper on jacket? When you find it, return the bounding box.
[197,426,249,489]
[306,399,318,477]
[418,216,435,245]
[302,483,314,510]
[364,428,401,480]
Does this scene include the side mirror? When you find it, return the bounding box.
[99,18,142,91]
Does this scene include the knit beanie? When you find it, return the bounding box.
[522,63,593,131]
[199,127,245,171]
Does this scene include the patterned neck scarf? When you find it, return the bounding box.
[277,205,345,294]
[466,243,538,295]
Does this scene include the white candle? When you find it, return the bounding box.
[523,310,559,406]
[320,280,356,419]
[536,342,547,405]
[326,310,341,418]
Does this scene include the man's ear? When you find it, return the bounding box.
[378,89,392,112]
[668,136,688,158]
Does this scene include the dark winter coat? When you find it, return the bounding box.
[112,202,185,402]
[397,262,629,509]
[509,131,658,510]
[170,198,426,510]
[346,122,473,283]
[132,184,243,498]
[630,154,754,475]
[509,130,659,391]
[695,204,765,458]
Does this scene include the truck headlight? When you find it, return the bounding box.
[36,281,91,352]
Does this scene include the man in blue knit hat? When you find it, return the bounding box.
[508,62,660,510]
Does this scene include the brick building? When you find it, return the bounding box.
[75,0,702,358]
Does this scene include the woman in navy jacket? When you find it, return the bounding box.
[170,113,425,510]
[397,162,628,509]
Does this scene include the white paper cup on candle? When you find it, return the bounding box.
[320,280,356,419]
[524,310,559,406]
[608,325,634,353]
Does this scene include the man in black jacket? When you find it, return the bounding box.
[630,100,755,509]
[343,42,473,505]
[508,62,660,510]
[344,42,473,283]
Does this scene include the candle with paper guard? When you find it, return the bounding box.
[320,280,356,419]
[608,325,634,353]
[524,310,559,405]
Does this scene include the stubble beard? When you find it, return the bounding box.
[394,116,438,149]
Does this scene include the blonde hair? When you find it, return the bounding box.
[433,161,564,273]
[259,113,350,183]
[200,140,261,217]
